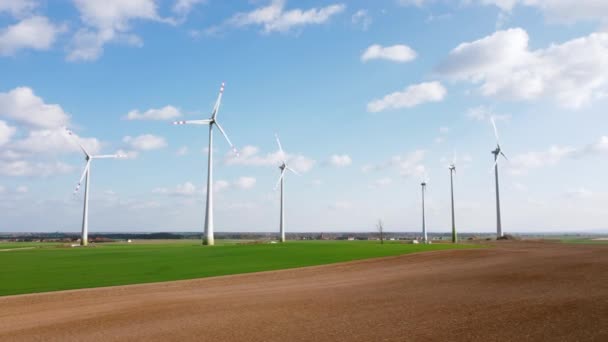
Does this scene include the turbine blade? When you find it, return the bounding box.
[215,122,238,155]
[92,154,121,159]
[491,117,500,145]
[286,166,300,176]
[274,169,286,190]
[65,128,90,157]
[172,119,212,125]
[275,134,287,163]
[211,82,225,120]
[500,151,509,161]
[74,161,91,195]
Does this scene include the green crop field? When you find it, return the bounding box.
[0,240,478,296]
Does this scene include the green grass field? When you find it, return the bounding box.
[0,240,477,296]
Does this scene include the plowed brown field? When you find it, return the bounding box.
[1,241,607,341]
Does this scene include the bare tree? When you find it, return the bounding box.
[377,220,384,245]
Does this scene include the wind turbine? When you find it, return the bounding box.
[67,129,123,247]
[420,175,429,244]
[173,82,238,246]
[274,134,299,243]
[449,154,457,243]
[490,117,508,239]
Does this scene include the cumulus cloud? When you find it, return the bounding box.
[234,176,256,189]
[351,9,372,30]
[176,146,188,156]
[327,154,352,167]
[0,160,74,177]
[0,0,37,17]
[564,187,593,199]
[0,16,66,56]
[13,129,101,155]
[363,149,426,178]
[172,0,204,16]
[153,182,199,196]
[212,0,345,34]
[0,87,70,128]
[466,105,511,121]
[508,136,608,175]
[0,120,16,146]
[361,44,417,63]
[438,28,608,108]
[123,134,167,151]
[68,0,172,61]
[370,177,392,189]
[124,105,182,120]
[225,145,315,173]
[367,81,446,112]
[476,0,608,24]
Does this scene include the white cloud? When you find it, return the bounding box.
[0,16,65,56]
[124,105,182,120]
[176,146,188,156]
[466,105,511,121]
[0,87,70,129]
[234,176,256,189]
[15,185,28,193]
[508,136,608,175]
[397,0,430,6]
[328,154,352,167]
[0,160,74,177]
[351,9,372,31]
[173,0,204,16]
[218,0,346,34]
[477,0,608,24]
[564,187,593,199]
[0,0,37,17]
[225,145,316,173]
[361,44,417,63]
[363,149,426,178]
[12,129,101,155]
[367,81,446,112]
[438,28,608,108]
[0,120,16,146]
[153,182,199,196]
[214,180,230,192]
[370,177,392,188]
[508,145,575,175]
[328,201,351,210]
[123,134,167,151]
[68,0,171,61]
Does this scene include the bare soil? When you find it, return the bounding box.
[1,241,606,341]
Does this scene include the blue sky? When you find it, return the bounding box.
[1,0,608,233]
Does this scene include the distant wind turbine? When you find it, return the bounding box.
[274,134,299,243]
[490,117,508,239]
[67,129,124,246]
[448,153,457,243]
[420,175,429,244]
[173,82,238,246]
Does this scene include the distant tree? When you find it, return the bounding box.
[377,220,384,245]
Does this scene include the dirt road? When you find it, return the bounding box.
[1,241,606,341]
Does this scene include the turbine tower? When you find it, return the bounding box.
[490,117,508,239]
[67,129,123,246]
[449,157,457,243]
[274,134,299,243]
[420,178,428,244]
[173,82,237,246]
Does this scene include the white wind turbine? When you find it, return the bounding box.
[173,82,237,246]
[448,153,457,243]
[274,134,299,243]
[420,174,429,244]
[67,129,124,246]
[490,117,508,239]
